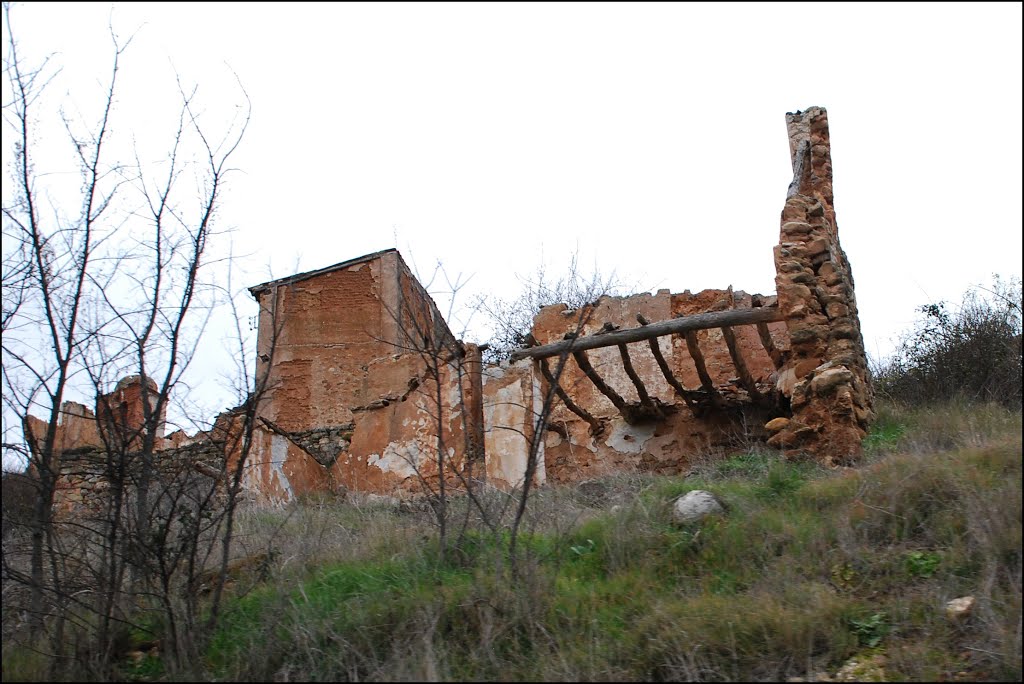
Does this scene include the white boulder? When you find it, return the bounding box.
[672,490,725,524]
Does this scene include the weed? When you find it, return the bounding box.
[831,561,860,592]
[904,550,941,579]
[756,460,808,501]
[849,611,890,648]
[568,538,595,557]
[863,409,906,454]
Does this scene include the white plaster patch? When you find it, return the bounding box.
[270,434,294,500]
[531,368,546,485]
[544,431,563,448]
[604,418,657,454]
[484,379,531,487]
[446,365,463,411]
[367,440,423,479]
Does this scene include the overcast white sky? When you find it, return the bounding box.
[3,2,1022,433]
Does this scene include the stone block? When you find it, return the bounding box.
[781,221,813,236]
[805,238,828,256]
[811,367,854,396]
[825,302,850,319]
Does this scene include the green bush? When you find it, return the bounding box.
[904,550,941,579]
[874,276,1022,408]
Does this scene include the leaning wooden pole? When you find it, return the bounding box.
[538,358,602,434]
[572,350,629,413]
[684,331,726,408]
[636,314,700,413]
[617,343,652,406]
[509,306,783,361]
[756,321,785,369]
[720,325,763,402]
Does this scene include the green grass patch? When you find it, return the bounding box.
[192,402,1024,681]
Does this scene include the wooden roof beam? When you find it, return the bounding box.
[509,306,783,362]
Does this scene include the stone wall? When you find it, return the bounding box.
[50,439,227,518]
[766,107,873,465]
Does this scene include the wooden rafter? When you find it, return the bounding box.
[509,306,784,362]
[756,321,784,369]
[538,357,602,434]
[617,343,652,405]
[721,325,764,402]
[683,330,724,407]
[636,314,701,413]
[572,350,629,413]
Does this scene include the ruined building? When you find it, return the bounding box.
[36,107,873,507]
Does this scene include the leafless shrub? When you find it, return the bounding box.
[474,251,629,364]
[1,3,262,677]
[874,276,1022,409]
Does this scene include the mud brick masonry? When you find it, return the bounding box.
[31,107,874,507]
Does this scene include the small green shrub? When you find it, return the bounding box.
[904,550,940,579]
[863,410,906,454]
[849,611,890,648]
[756,461,809,501]
[712,450,773,478]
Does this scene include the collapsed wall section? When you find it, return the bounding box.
[26,377,217,517]
[499,289,789,484]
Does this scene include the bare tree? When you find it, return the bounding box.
[474,251,628,363]
[2,3,255,676]
[376,259,488,564]
[382,253,621,573]
[2,0,130,637]
[497,274,621,568]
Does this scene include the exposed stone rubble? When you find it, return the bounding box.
[258,421,353,468]
[767,107,873,465]
[945,596,975,623]
[28,107,873,510]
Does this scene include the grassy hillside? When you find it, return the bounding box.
[12,400,1009,682]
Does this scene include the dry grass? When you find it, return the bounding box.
[3,400,1020,682]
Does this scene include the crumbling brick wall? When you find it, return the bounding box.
[28,106,873,508]
[26,380,223,517]
[242,249,482,501]
[501,289,788,484]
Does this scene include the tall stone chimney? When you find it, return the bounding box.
[770,107,874,465]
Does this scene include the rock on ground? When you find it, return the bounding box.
[672,490,725,524]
